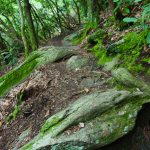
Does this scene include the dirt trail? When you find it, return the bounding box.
[0,34,150,150]
[0,36,111,150]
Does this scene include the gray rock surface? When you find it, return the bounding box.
[103,57,119,71]
[20,90,147,150]
[66,56,89,70]
[79,77,105,88]
[111,68,150,94]
[13,128,31,150]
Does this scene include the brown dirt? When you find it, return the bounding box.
[0,40,111,150]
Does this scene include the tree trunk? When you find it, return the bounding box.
[23,0,38,51]
[17,0,29,58]
[73,0,81,25]
[108,0,124,21]
[0,34,6,50]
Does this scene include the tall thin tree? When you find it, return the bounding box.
[23,0,38,51]
[17,0,29,57]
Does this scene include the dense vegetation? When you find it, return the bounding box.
[0,0,149,75]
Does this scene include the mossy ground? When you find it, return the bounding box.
[84,26,149,74]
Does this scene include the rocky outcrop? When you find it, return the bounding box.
[20,89,149,150]
[2,39,150,150]
[62,29,84,46]
[103,57,119,71]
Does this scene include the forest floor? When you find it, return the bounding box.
[0,33,150,150]
[0,36,111,150]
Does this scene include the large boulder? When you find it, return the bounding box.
[0,46,74,97]
[19,90,149,150]
[66,55,89,70]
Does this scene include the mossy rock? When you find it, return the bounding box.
[111,67,150,94]
[0,46,74,97]
[106,30,148,72]
[103,57,119,71]
[66,56,89,70]
[19,90,149,150]
[79,76,105,88]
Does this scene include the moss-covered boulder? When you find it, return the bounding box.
[111,68,150,94]
[66,55,89,70]
[0,46,74,97]
[19,89,149,150]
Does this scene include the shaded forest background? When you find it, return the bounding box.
[0,0,150,74]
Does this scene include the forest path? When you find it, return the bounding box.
[0,32,150,150]
[0,33,111,150]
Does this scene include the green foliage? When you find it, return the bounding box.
[6,105,20,122]
[104,16,116,28]
[115,30,147,72]
[6,89,26,122]
[123,17,137,23]
[142,3,150,26]
[117,31,146,53]
[87,29,106,45]
[90,29,148,73]
[91,40,113,65]
[143,58,150,63]
[72,23,94,44]
[113,0,150,29]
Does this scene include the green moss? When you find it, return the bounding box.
[91,40,113,66]
[0,52,40,97]
[98,95,144,145]
[116,30,148,72]
[91,29,148,73]
[21,142,34,150]
[87,29,106,45]
[72,23,95,44]
[0,48,73,97]
[6,105,20,122]
[40,116,62,133]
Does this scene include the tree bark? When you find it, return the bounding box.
[73,0,81,25]
[23,0,38,51]
[17,0,30,58]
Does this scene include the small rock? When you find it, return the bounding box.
[66,56,89,70]
[79,123,85,128]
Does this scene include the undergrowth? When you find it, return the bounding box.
[72,22,97,44]
[88,28,149,74]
